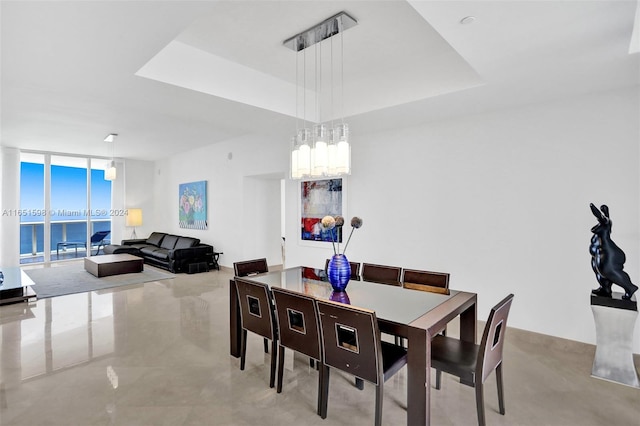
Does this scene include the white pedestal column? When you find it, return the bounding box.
[591,292,639,388]
[0,147,21,267]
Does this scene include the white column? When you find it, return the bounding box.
[0,147,21,266]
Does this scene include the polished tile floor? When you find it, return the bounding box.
[1,264,639,425]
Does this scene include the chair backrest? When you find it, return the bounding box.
[234,258,269,277]
[361,263,402,286]
[316,300,382,385]
[271,287,321,360]
[477,294,514,383]
[402,269,450,294]
[235,278,276,341]
[325,259,361,279]
[91,230,110,243]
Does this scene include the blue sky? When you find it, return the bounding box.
[20,162,112,222]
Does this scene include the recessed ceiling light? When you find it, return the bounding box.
[460,16,476,25]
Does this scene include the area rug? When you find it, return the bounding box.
[26,262,175,299]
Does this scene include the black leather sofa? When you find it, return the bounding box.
[117,232,215,273]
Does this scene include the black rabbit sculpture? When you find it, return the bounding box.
[589,203,638,300]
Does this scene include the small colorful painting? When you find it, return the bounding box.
[179,180,207,230]
[301,178,342,242]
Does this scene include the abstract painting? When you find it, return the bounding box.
[179,180,207,230]
[301,178,342,242]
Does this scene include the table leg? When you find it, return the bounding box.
[213,252,222,271]
[407,327,429,425]
[459,297,477,386]
[459,297,477,343]
[229,279,241,358]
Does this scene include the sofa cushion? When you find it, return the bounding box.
[146,232,166,247]
[149,248,170,260]
[140,247,170,260]
[160,234,179,250]
[174,237,200,250]
[104,245,140,255]
[140,247,159,256]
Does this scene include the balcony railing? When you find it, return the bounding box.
[20,219,111,263]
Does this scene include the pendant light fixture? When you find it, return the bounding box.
[284,11,356,180]
[104,133,117,181]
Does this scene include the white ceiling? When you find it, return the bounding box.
[1,0,638,161]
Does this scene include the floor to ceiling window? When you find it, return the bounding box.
[19,152,112,264]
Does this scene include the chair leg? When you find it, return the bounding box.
[240,329,247,371]
[269,338,277,388]
[319,365,330,419]
[264,337,269,353]
[475,381,486,426]
[316,361,325,417]
[496,364,505,415]
[374,382,383,426]
[276,345,285,393]
[435,369,442,390]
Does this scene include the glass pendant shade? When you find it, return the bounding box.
[297,128,311,177]
[311,124,328,176]
[327,128,337,175]
[334,123,351,175]
[290,137,301,179]
[104,160,116,181]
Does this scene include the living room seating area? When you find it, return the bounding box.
[105,231,216,273]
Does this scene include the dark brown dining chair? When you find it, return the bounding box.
[316,299,408,426]
[431,294,515,426]
[362,263,403,346]
[234,258,269,277]
[271,287,323,415]
[402,269,450,295]
[324,258,361,279]
[234,258,270,353]
[361,263,402,286]
[401,269,451,349]
[235,278,278,388]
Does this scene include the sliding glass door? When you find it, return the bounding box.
[19,153,45,261]
[19,153,112,264]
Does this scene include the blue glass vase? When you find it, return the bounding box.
[327,254,351,292]
[330,290,351,304]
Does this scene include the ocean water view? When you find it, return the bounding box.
[20,221,111,255]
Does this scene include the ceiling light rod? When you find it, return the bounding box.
[283,11,357,52]
[104,133,118,143]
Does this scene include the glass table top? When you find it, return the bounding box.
[239,266,459,326]
[0,267,35,291]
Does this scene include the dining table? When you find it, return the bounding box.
[229,266,477,426]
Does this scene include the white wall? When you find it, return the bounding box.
[285,88,640,352]
[242,177,283,265]
[120,159,155,242]
[153,134,287,268]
